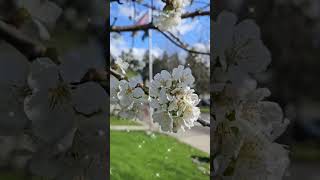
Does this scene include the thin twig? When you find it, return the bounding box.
[157,29,210,55]
[110,0,124,4]
[0,20,46,59]
[110,10,210,32]
[196,119,210,127]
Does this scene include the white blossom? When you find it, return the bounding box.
[153,0,191,31]
[117,80,145,107]
[110,76,148,120]
[25,57,107,142]
[110,76,120,103]
[212,11,289,179]
[171,0,190,10]
[154,11,182,31]
[150,66,200,132]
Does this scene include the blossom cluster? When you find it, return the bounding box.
[154,0,191,31]
[212,11,290,179]
[110,76,147,120]
[110,62,201,132]
[149,65,200,132]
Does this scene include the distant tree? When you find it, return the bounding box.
[185,53,210,95]
[153,51,169,75]
[168,53,180,70]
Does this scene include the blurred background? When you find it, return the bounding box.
[0,0,107,179]
[216,0,320,179]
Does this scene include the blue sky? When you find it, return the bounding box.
[110,0,210,61]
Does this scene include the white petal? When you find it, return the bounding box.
[153,111,173,132]
[0,42,29,86]
[60,41,105,82]
[150,98,160,109]
[0,85,28,136]
[132,88,144,98]
[160,70,171,80]
[28,57,59,91]
[72,82,108,115]
[24,91,75,142]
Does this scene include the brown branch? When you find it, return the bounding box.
[0,20,60,63]
[181,10,210,18]
[196,119,210,127]
[110,10,210,55]
[156,29,210,55]
[110,10,210,32]
[111,23,155,32]
[110,0,124,4]
[0,20,46,59]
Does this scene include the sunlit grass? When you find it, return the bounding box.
[200,106,210,113]
[110,115,142,126]
[111,131,209,180]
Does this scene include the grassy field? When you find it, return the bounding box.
[0,171,26,180]
[291,142,320,161]
[110,115,142,126]
[200,106,210,113]
[111,131,209,180]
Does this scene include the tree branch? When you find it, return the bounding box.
[196,119,210,127]
[111,23,155,32]
[0,20,46,59]
[110,10,210,55]
[0,20,60,63]
[110,0,124,4]
[156,29,210,55]
[110,10,210,32]
[111,23,209,55]
[181,10,210,18]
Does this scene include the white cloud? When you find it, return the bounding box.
[178,51,188,64]
[193,42,210,52]
[118,4,134,18]
[127,47,164,60]
[151,47,164,59]
[192,42,210,67]
[118,5,148,21]
[131,48,146,60]
[111,34,164,61]
[110,34,126,57]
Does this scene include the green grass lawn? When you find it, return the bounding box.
[0,171,26,180]
[111,131,210,180]
[110,115,142,126]
[200,106,210,113]
[291,142,320,161]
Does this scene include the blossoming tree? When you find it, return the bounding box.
[0,0,290,179]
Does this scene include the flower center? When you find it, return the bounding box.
[48,83,71,109]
